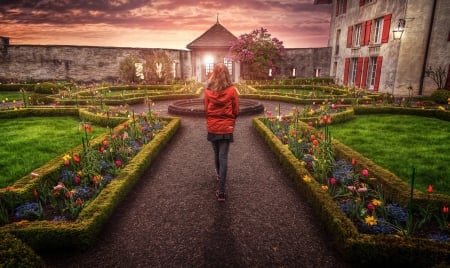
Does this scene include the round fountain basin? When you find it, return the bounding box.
[168,98,264,116]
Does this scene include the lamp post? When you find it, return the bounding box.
[393,19,406,40]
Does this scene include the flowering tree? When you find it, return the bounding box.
[228,27,285,80]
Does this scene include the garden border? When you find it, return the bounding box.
[0,108,181,251]
[252,108,450,266]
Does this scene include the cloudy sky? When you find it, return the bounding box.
[0,0,332,49]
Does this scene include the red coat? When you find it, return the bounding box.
[204,86,239,134]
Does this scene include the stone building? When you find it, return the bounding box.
[0,20,331,84]
[186,19,240,82]
[315,0,450,96]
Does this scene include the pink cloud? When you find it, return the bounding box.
[0,0,332,48]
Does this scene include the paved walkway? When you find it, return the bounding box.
[42,100,351,267]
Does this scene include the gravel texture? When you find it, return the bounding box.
[41,100,351,267]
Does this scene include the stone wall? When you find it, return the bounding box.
[0,43,331,83]
[282,47,332,78]
[0,45,191,83]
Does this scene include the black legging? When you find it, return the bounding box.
[211,139,230,193]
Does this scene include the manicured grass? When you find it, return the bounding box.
[0,117,107,188]
[329,114,450,195]
[0,92,25,102]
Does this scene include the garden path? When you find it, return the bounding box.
[42,100,351,267]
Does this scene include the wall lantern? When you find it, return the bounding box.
[393,19,406,40]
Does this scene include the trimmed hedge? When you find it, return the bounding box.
[241,94,373,105]
[253,109,450,266]
[0,84,35,92]
[0,232,45,268]
[354,105,450,122]
[0,107,181,251]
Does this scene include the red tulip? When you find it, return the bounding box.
[115,160,122,167]
[329,177,337,185]
[427,185,433,193]
[443,206,449,214]
[103,140,109,146]
[312,140,319,146]
[351,158,357,165]
[33,188,38,199]
[367,203,375,211]
[73,155,81,163]
[65,191,73,199]
[361,169,369,177]
[74,176,81,184]
[75,198,84,206]
[310,134,316,140]
[64,159,70,166]
[92,175,100,184]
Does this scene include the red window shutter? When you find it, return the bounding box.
[355,57,363,87]
[364,20,372,45]
[347,26,353,48]
[361,57,369,88]
[381,14,392,43]
[374,56,383,91]
[343,58,350,85]
[359,0,365,6]
[343,0,347,14]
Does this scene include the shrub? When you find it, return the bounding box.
[0,232,45,267]
[34,82,58,94]
[430,89,450,104]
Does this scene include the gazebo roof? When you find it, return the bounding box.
[186,21,237,49]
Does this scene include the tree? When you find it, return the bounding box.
[142,50,173,84]
[425,65,448,90]
[228,27,285,80]
[119,56,139,83]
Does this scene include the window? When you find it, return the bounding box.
[370,15,391,45]
[372,17,383,44]
[353,24,362,47]
[205,63,214,76]
[335,29,341,55]
[336,0,347,16]
[367,57,377,89]
[223,58,233,75]
[367,56,382,90]
[350,58,358,85]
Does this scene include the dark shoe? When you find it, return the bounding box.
[215,190,226,202]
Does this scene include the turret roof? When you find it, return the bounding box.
[186,21,237,49]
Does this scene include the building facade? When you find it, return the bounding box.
[315,0,450,96]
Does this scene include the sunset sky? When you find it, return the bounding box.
[0,0,332,49]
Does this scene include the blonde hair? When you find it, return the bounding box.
[207,63,232,91]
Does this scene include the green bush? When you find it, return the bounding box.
[34,82,58,94]
[0,232,45,268]
[430,89,450,104]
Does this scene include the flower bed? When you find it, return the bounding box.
[253,109,450,266]
[0,108,180,250]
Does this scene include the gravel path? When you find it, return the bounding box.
[41,100,351,267]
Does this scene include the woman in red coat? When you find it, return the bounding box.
[204,63,239,202]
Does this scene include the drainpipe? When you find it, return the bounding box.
[418,0,437,95]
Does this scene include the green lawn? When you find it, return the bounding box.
[0,117,107,187]
[329,114,450,195]
[0,92,25,102]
